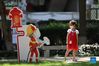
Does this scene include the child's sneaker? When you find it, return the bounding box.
[73,58,77,62]
[63,61,67,64]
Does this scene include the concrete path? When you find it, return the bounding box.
[41,56,99,62]
[0,56,99,63]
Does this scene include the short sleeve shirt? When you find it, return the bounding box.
[67,29,79,34]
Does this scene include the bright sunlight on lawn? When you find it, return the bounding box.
[0,61,99,66]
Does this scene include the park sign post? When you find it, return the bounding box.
[8,7,23,28]
[8,7,24,63]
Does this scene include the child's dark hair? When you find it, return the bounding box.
[69,20,78,28]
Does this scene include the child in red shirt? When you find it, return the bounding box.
[65,20,79,61]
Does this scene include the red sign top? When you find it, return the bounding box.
[9,7,23,28]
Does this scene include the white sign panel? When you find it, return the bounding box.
[18,25,30,62]
[18,25,50,62]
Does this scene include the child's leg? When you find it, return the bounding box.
[72,50,77,61]
[65,49,72,61]
[35,48,39,63]
[65,50,71,57]
[29,51,34,63]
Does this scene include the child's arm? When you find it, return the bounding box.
[76,30,79,45]
[66,33,69,44]
[77,34,79,44]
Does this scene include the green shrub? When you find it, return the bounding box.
[39,22,68,30]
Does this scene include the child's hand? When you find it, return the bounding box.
[37,42,43,46]
[66,42,68,44]
[69,41,72,44]
[37,42,44,48]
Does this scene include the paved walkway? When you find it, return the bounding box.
[0,56,99,63]
[41,56,99,62]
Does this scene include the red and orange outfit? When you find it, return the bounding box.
[27,24,41,63]
[29,36,40,63]
[67,29,79,51]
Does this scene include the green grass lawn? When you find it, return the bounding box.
[0,61,99,66]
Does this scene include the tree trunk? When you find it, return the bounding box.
[0,0,13,50]
[79,0,87,44]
